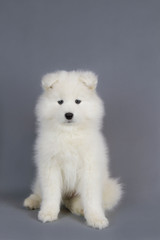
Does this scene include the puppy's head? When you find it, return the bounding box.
[36,71,104,129]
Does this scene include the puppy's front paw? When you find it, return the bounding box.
[86,213,109,229]
[38,209,58,223]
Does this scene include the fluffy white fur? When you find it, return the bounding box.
[24,70,122,229]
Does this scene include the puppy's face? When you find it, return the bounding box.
[36,71,104,129]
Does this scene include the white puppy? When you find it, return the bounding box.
[24,71,122,229]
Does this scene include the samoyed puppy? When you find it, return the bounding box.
[24,70,122,229]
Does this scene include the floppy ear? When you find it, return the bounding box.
[41,73,58,90]
[79,71,98,90]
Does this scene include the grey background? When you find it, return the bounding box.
[0,0,160,239]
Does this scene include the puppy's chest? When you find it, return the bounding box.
[54,133,82,162]
[53,134,83,192]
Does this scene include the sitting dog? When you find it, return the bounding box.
[24,71,122,229]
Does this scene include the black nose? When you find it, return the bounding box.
[65,112,74,120]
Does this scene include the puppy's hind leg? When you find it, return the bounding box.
[24,194,41,210]
[63,195,84,216]
[23,177,41,210]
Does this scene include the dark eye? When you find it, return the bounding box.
[57,100,64,105]
[75,99,81,104]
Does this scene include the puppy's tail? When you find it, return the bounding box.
[103,178,123,211]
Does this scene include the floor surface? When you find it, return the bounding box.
[0,193,159,240]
